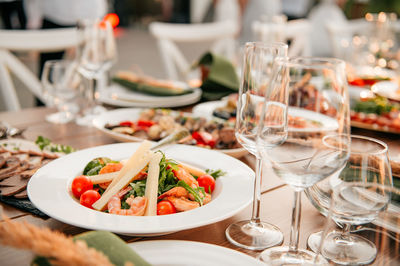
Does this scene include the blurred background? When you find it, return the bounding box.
[0,0,399,111]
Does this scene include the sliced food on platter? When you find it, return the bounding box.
[27,142,254,236]
[92,108,247,158]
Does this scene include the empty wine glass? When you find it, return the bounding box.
[76,19,117,125]
[258,57,351,265]
[225,42,288,250]
[309,136,393,265]
[41,60,80,124]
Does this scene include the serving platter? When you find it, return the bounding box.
[92,108,248,158]
[129,240,264,265]
[98,84,202,108]
[28,143,253,236]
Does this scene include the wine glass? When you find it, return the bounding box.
[225,42,288,250]
[258,57,351,264]
[41,60,80,124]
[76,19,117,125]
[309,135,393,265]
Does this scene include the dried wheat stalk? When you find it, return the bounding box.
[0,215,113,266]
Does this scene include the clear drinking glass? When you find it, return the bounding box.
[41,60,80,124]
[308,136,393,265]
[258,57,351,264]
[225,42,288,250]
[76,19,117,125]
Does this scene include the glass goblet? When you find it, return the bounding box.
[225,41,288,250]
[258,57,351,265]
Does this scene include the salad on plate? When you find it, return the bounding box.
[70,141,225,216]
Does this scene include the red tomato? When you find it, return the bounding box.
[197,174,216,193]
[137,120,156,127]
[157,200,176,215]
[71,175,93,198]
[191,131,216,148]
[80,190,101,209]
[119,120,133,127]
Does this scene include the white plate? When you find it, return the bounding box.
[129,240,264,266]
[193,101,339,132]
[92,108,248,158]
[98,84,202,108]
[27,143,253,236]
[372,81,400,101]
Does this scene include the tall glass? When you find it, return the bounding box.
[41,60,80,124]
[225,42,288,250]
[76,19,117,125]
[258,57,351,264]
[308,135,393,265]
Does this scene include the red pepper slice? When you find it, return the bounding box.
[192,131,216,148]
[119,120,133,127]
[137,120,156,127]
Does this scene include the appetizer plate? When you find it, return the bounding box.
[129,240,264,266]
[28,143,254,236]
[92,108,248,158]
[193,101,339,132]
[98,84,202,108]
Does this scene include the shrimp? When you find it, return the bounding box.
[173,166,199,188]
[107,187,147,216]
[166,196,199,212]
[158,186,189,200]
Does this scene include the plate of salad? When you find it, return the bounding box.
[92,108,248,158]
[27,141,253,236]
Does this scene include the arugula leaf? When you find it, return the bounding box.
[177,180,205,206]
[157,152,179,195]
[205,169,227,179]
[129,180,146,197]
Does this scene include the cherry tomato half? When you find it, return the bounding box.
[137,120,156,127]
[157,200,176,215]
[197,174,216,193]
[71,175,93,198]
[80,190,101,209]
[119,120,133,127]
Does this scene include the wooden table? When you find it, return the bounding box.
[0,107,399,265]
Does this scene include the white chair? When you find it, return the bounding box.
[149,20,239,81]
[0,28,80,111]
[252,18,312,57]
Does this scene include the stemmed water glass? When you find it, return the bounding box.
[258,57,351,264]
[308,135,393,265]
[225,42,288,250]
[41,60,80,124]
[76,19,117,125]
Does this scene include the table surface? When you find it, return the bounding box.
[0,107,399,265]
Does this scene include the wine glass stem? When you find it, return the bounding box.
[250,156,263,225]
[86,76,97,110]
[289,191,302,253]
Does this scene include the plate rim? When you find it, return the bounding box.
[27,142,254,236]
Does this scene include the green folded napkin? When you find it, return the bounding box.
[196,52,239,101]
[32,231,151,266]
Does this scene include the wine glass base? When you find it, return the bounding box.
[258,246,328,265]
[225,220,283,250]
[46,112,75,124]
[75,105,107,126]
[316,231,377,265]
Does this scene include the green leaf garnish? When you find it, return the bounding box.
[177,180,205,206]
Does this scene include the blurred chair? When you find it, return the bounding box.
[0,28,80,111]
[149,20,239,81]
[252,18,312,56]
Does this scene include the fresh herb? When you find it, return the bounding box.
[83,157,113,175]
[353,96,398,115]
[177,180,205,206]
[35,136,76,154]
[205,169,226,179]
[129,180,146,197]
[157,152,179,195]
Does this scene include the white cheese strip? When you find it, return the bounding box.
[92,151,154,211]
[144,152,162,216]
[89,171,120,184]
[104,140,152,194]
[178,161,207,177]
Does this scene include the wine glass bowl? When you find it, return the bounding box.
[225,42,288,250]
[307,135,393,265]
[258,57,350,265]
